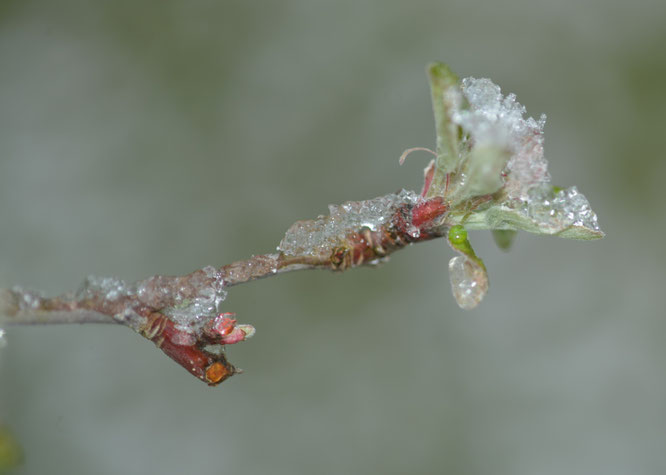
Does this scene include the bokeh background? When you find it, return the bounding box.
[1,1,665,474]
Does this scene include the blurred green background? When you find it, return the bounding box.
[1,1,665,474]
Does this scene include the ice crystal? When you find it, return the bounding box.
[448,255,488,310]
[524,184,600,232]
[278,189,422,257]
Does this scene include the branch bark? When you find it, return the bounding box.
[0,191,450,385]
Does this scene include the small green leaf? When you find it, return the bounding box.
[492,229,517,251]
[426,62,461,197]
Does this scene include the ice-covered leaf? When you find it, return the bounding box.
[419,64,604,241]
[450,185,604,240]
[453,77,549,202]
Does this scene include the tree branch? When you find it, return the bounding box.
[0,191,450,385]
[0,62,604,386]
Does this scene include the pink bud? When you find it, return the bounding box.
[204,312,237,339]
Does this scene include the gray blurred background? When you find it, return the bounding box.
[1,1,665,474]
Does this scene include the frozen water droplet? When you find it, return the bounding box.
[448,256,488,310]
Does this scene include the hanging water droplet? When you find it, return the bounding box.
[0,328,7,349]
[448,256,488,310]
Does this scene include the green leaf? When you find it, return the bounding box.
[492,230,517,251]
[452,145,510,203]
[426,62,461,197]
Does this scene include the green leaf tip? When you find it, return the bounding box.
[492,229,517,251]
[426,62,462,196]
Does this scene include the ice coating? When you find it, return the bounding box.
[9,286,43,311]
[222,254,280,284]
[77,275,131,302]
[278,189,423,257]
[136,266,228,331]
[159,266,228,330]
[448,255,488,310]
[76,265,228,332]
[452,77,601,235]
[525,184,600,232]
[454,77,549,201]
